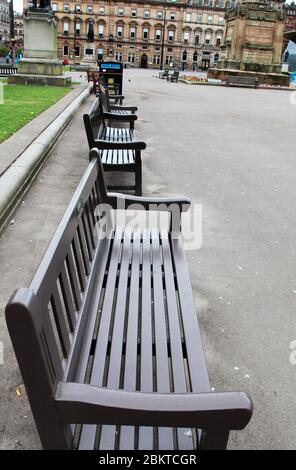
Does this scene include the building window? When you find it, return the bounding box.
[115,51,123,62]
[98,48,103,60]
[63,45,69,56]
[165,55,173,65]
[131,9,137,17]
[75,23,80,35]
[193,51,198,62]
[98,24,104,37]
[99,7,105,15]
[220,0,225,6]
[117,44,122,48]
[129,45,135,49]
[51,3,57,11]
[118,8,124,16]
[128,52,135,63]
[168,30,174,42]
[208,16,213,24]
[185,13,191,22]
[197,15,202,23]
[214,53,219,63]
[157,11,163,19]
[218,17,224,25]
[130,26,136,39]
[205,32,212,45]
[197,0,203,3]
[155,29,161,41]
[63,4,69,13]
[155,46,161,51]
[75,46,80,56]
[87,5,93,14]
[208,0,214,6]
[75,5,81,13]
[183,31,190,43]
[117,26,123,38]
[144,10,150,18]
[143,28,149,40]
[63,22,69,34]
[142,45,148,50]
[182,50,187,62]
[170,12,176,20]
[195,34,200,45]
[216,35,222,46]
[153,54,160,64]
[167,47,173,52]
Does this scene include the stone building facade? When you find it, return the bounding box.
[0,0,9,43]
[284,2,296,32]
[23,0,242,69]
[14,13,24,45]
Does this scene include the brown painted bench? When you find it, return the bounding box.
[225,75,258,89]
[83,97,146,195]
[5,151,253,450]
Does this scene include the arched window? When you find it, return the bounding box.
[182,50,188,61]
[193,51,198,62]
[214,53,219,62]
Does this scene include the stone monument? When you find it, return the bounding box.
[208,0,290,86]
[8,1,70,86]
[80,19,98,68]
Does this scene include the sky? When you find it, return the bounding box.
[12,0,295,14]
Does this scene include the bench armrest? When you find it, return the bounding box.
[56,382,253,431]
[110,105,138,112]
[94,140,146,150]
[105,192,191,213]
[102,112,137,122]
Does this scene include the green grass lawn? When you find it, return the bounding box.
[0,83,70,143]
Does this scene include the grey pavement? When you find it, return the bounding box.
[0,69,296,449]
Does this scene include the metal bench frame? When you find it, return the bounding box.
[6,151,253,450]
[225,75,259,89]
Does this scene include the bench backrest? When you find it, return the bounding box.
[83,97,105,149]
[5,154,109,449]
[97,83,111,113]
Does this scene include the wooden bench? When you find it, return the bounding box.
[159,69,169,79]
[0,66,17,77]
[83,97,146,195]
[225,75,258,89]
[5,151,253,450]
[97,83,137,120]
[167,71,179,83]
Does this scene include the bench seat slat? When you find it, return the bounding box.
[151,229,174,450]
[171,237,210,393]
[79,228,123,450]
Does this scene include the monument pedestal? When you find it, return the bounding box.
[8,10,70,87]
[208,1,289,87]
[80,42,98,68]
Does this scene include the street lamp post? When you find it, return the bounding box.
[73,7,81,65]
[160,5,167,71]
[9,0,15,66]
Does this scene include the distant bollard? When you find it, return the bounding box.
[0,82,3,105]
[0,341,3,365]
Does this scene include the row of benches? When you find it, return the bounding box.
[5,79,253,450]
[0,66,17,77]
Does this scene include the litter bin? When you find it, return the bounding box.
[99,61,123,94]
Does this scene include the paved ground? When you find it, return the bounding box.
[0,69,296,449]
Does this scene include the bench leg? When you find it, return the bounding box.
[199,429,230,450]
[135,152,142,196]
[130,120,134,130]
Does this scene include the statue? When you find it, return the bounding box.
[87,20,94,42]
[30,0,51,10]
